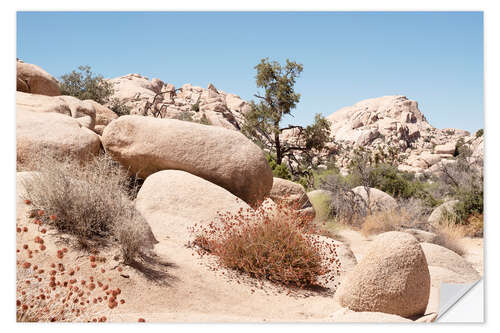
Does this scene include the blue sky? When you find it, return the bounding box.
[16,12,483,132]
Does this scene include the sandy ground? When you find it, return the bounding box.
[16,196,483,323]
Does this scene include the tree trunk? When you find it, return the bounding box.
[274,120,282,165]
[275,132,282,165]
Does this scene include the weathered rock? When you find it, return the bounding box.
[351,186,398,212]
[87,100,118,127]
[102,115,273,205]
[16,59,60,96]
[17,109,101,170]
[335,231,430,318]
[135,170,252,242]
[427,200,459,225]
[269,178,311,209]
[16,91,96,129]
[420,242,480,283]
[434,142,456,155]
[106,75,247,131]
[322,95,471,176]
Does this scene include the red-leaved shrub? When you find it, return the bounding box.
[192,200,340,288]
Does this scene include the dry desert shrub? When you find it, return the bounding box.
[192,201,341,289]
[432,222,466,256]
[464,213,484,237]
[360,210,402,237]
[20,151,155,261]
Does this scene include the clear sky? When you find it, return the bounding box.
[16,11,484,132]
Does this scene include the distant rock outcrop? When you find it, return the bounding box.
[105,74,251,131]
[322,95,480,176]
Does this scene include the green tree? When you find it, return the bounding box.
[242,58,332,184]
[59,65,114,104]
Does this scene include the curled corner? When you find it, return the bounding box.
[437,278,483,322]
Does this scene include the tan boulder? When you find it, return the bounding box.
[17,109,101,170]
[427,200,459,225]
[269,177,311,209]
[419,151,441,167]
[420,242,480,283]
[434,142,456,155]
[16,91,96,129]
[102,115,273,205]
[16,60,60,96]
[335,231,430,318]
[351,186,398,212]
[87,100,118,127]
[135,170,251,242]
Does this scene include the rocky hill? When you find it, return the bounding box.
[104,75,484,177]
[105,73,249,131]
[322,95,483,176]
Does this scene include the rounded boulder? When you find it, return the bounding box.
[135,170,252,242]
[335,231,430,318]
[17,60,60,96]
[351,186,398,212]
[17,109,101,170]
[102,115,273,205]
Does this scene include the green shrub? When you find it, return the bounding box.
[475,129,484,138]
[439,144,483,226]
[266,154,292,180]
[174,111,195,122]
[453,138,466,157]
[191,102,200,112]
[59,65,114,104]
[199,113,212,125]
[346,157,438,206]
[108,97,132,116]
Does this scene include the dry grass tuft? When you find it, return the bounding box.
[192,200,341,289]
[433,222,467,256]
[360,210,403,237]
[20,151,155,262]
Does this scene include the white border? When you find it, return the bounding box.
[2,1,498,332]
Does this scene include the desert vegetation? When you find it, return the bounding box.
[16,152,160,321]
[242,58,334,187]
[20,152,154,259]
[192,200,340,289]
[306,143,483,254]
